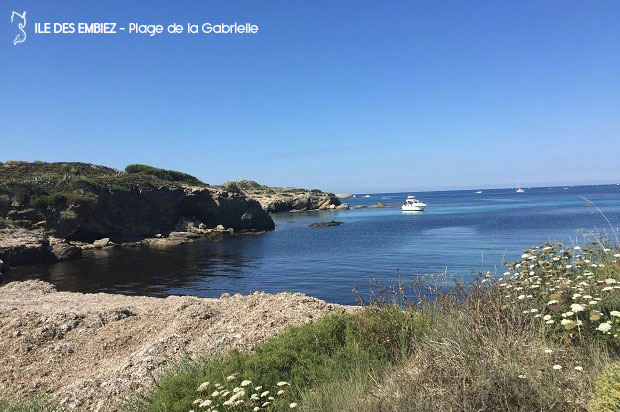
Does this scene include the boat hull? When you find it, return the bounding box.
[401,204,426,212]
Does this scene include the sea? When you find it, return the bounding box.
[9,184,620,305]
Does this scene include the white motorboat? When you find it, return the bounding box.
[516,188,525,193]
[363,195,371,198]
[401,195,426,211]
[476,190,482,194]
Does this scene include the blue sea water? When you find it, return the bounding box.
[10,185,620,305]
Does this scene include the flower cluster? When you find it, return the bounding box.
[190,374,296,412]
[500,243,620,339]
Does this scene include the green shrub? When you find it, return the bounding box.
[592,361,620,412]
[136,308,430,412]
[30,193,67,213]
[125,164,202,185]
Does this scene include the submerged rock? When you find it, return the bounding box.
[353,203,398,209]
[308,220,344,227]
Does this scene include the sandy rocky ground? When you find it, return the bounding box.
[0,281,348,411]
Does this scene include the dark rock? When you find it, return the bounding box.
[49,238,82,260]
[7,208,44,222]
[0,229,83,266]
[0,258,8,282]
[308,220,344,228]
[353,203,398,209]
[0,229,56,265]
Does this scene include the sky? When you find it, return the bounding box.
[1,1,619,193]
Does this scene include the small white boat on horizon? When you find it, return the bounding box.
[401,195,426,212]
[476,190,482,194]
[516,188,525,193]
[363,194,371,198]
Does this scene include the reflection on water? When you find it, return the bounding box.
[13,240,255,296]
[8,185,620,305]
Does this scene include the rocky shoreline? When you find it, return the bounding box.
[0,280,350,411]
[220,180,344,212]
[0,224,251,269]
[0,161,345,268]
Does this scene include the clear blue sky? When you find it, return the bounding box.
[2,1,619,193]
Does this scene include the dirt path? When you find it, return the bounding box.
[0,281,347,411]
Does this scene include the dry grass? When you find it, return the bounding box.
[351,243,620,412]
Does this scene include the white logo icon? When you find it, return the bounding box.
[11,11,27,45]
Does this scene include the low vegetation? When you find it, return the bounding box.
[127,306,431,412]
[125,164,203,186]
[591,361,620,412]
[0,162,206,223]
[129,242,619,412]
[0,395,64,412]
[2,241,619,411]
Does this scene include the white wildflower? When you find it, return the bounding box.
[570,303,585,312]
[598,322,612,332]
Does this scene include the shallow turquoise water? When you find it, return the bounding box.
[10,185,620,304]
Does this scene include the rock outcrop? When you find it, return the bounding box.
[220,180,341,212]
[0,162,274,243]
[0,228,82,266]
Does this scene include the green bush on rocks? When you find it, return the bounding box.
[125,164,203,185]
